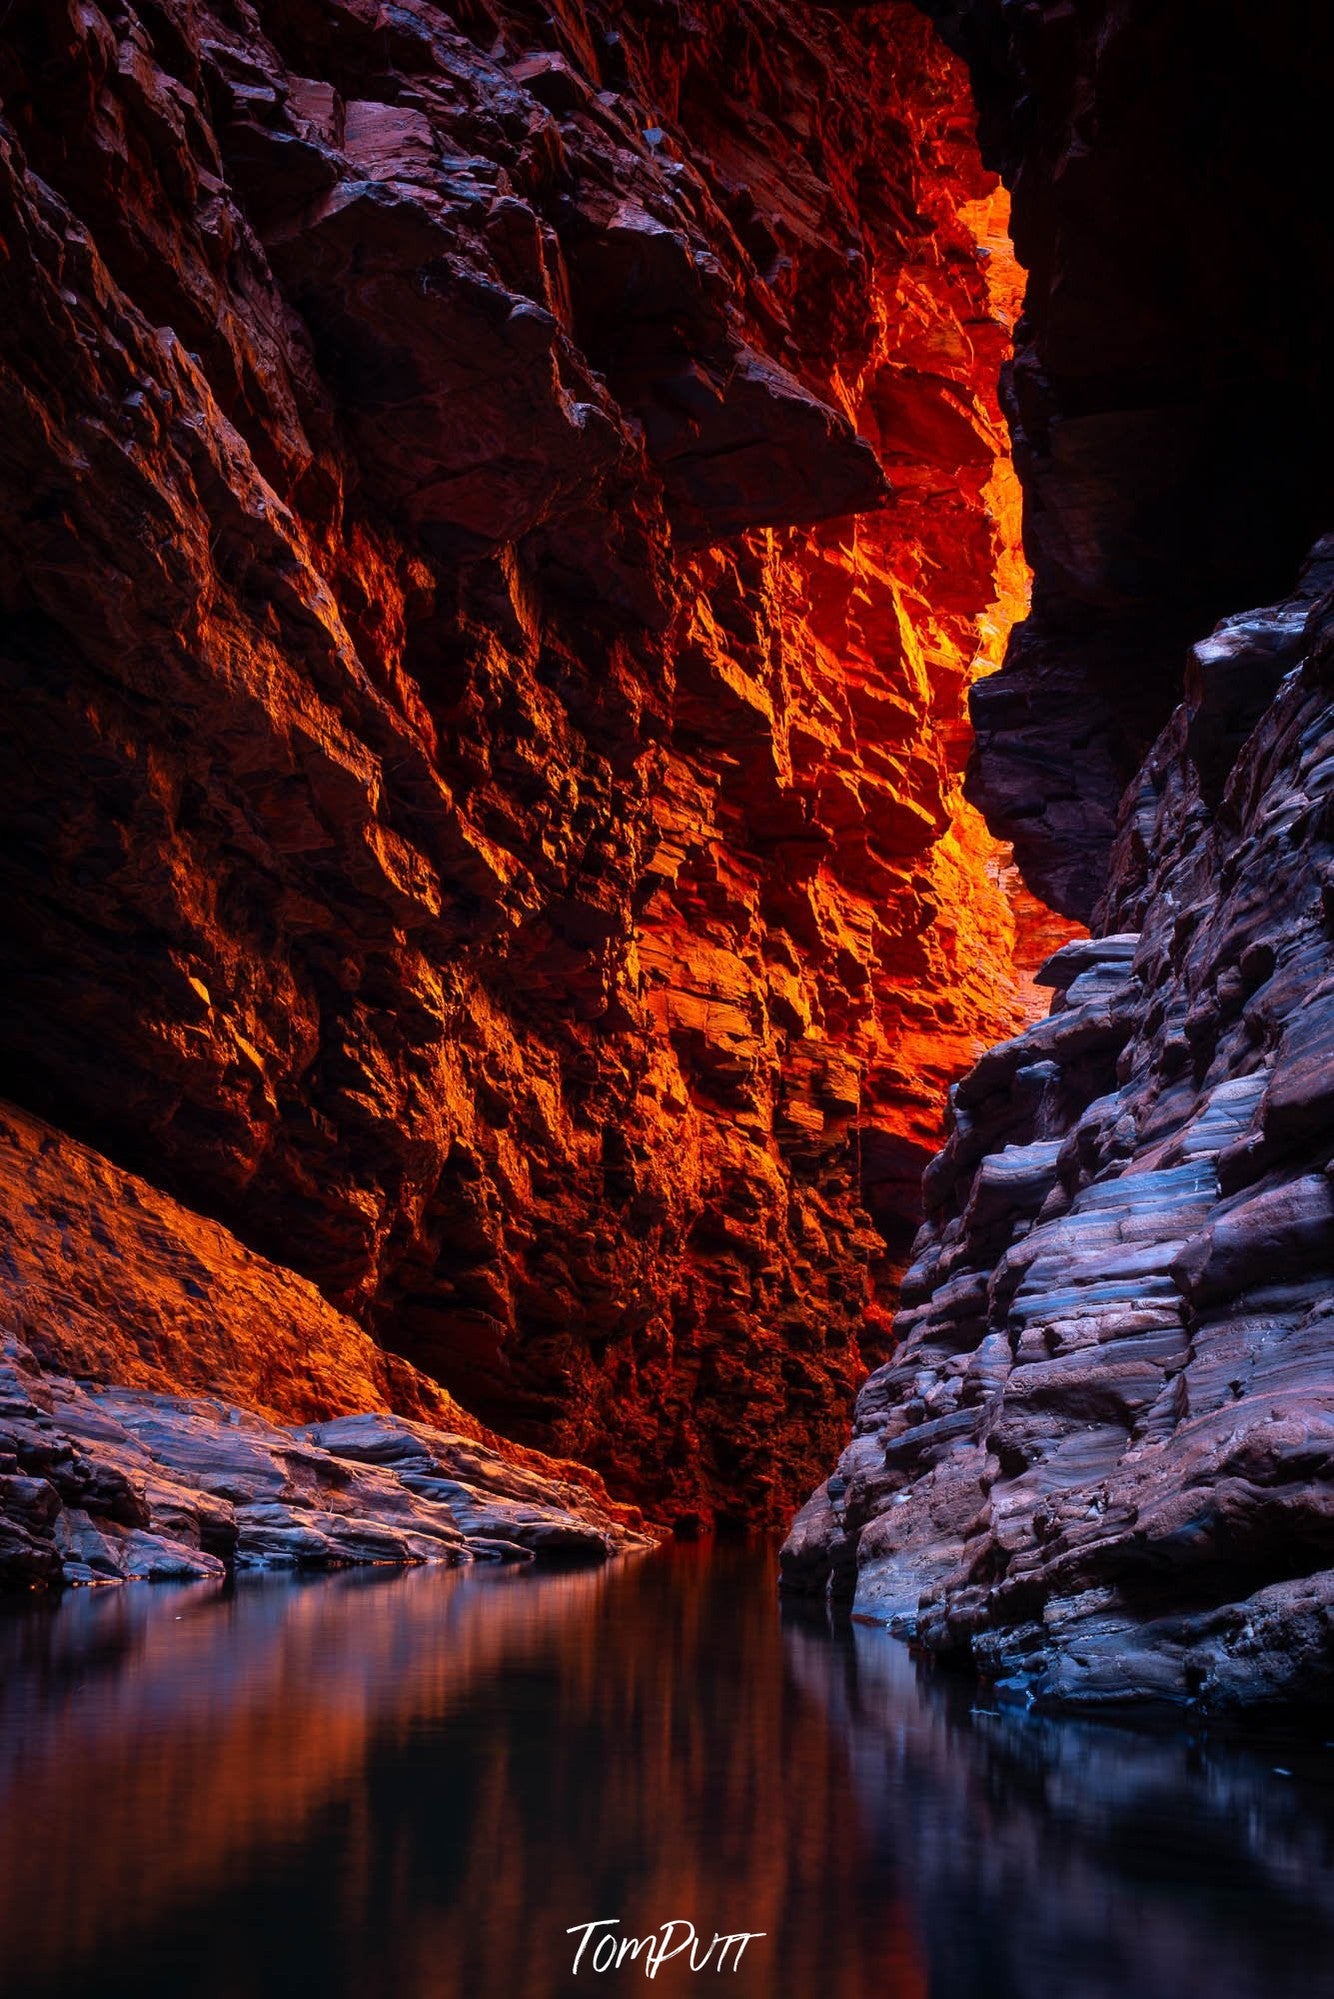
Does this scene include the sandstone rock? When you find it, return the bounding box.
[0,1336,651,1590]
[0,0,1058,1526]
[0,1099,479,1429]
[302,1413,622,1560]
[1172,1178,1334,1309]
[1035,935,1140,993]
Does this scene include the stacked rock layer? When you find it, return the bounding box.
[0,1332,650,1587]
[0,0,1048,1531]
[784,546,1334,1713]
[0,1098,650,1583]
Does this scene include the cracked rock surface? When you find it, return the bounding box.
[0,0,1046,1527]
[785,546,1334,1714]
[0,1335,650,1589]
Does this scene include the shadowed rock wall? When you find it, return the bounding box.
[784,544,1334,1713]
[919,0,1334,917]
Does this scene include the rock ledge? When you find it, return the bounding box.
[1,1338,652,1589]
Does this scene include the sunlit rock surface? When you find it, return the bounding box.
[0,0,1050,1526]
[0,1094,648,1581]
[785,546,1334,1714]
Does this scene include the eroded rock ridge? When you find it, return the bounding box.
[785,547,1334,1712]
[0,1334,649,1586]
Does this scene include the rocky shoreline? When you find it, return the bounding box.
[0,1090,651,1587]
[783,548,1334,1714]
[1,1333,652,1589]
[0,0,1331,1715]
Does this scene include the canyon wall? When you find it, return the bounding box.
[921,0,1334,918]
[784,549,1334,1711]
[11,0,1327,1647]
[785,1,1334,1711]
[0,0,1041,1529]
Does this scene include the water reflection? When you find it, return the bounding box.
[0,1546,1330,1998]
[786,1613,1334,1999]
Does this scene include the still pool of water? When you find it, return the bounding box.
[1,1542,1332,1999]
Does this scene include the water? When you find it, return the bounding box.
[2,1542,1333,1999]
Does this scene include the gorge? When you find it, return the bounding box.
[0,0,1331,1720]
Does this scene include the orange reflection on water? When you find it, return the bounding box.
[2,1546,1333,1999]
[0,1549,925,1999]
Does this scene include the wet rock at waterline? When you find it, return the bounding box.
[1,0,1332,1725]
[784,546,1334,1715]
[0,1337,651,1588]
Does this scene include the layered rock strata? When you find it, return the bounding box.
[0,1332,649,1590]
[784,547,1334,1713]
[920,0,1334,917]
[0,1094,647,1583]
[0,0,1043,1524]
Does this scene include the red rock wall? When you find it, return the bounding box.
[0,0,1045,1525]
[780,0,1334,1715]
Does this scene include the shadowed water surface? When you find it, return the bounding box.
[1,1542,1332,1998]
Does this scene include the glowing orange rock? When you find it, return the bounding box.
[0,0,1077,1526]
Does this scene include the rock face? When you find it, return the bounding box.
[783,546,1334,1714]
[0,1096,482,1428]
[920,0,1334,918]
[0,1332,649,1589]
[0,0,1047,1527]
